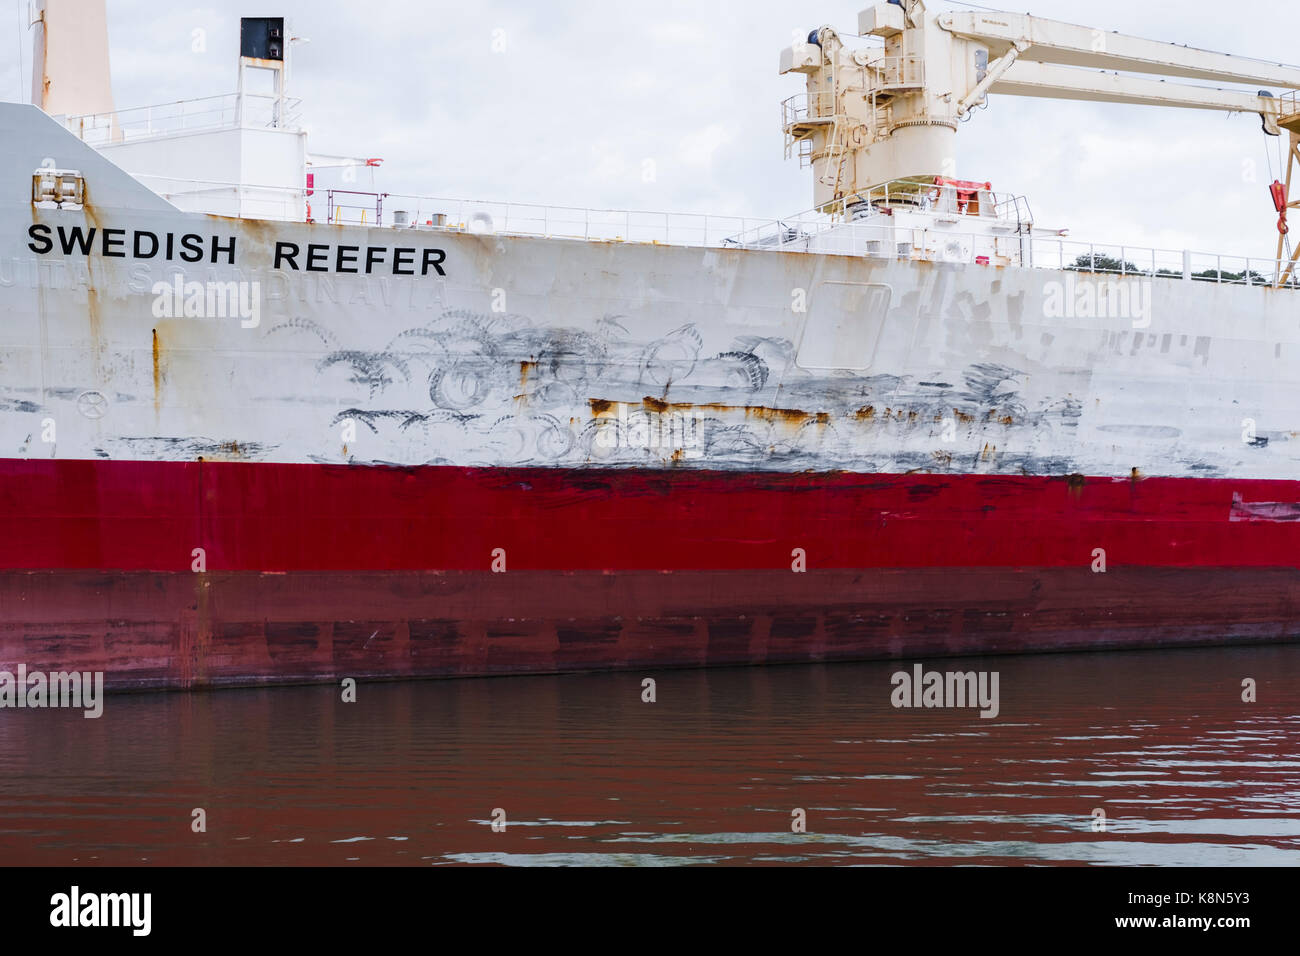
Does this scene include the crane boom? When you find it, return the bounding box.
[939,11,1300,89]
[991,62,1283,116]
[779,0,1300,217]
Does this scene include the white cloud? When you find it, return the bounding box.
[677,123,733,168]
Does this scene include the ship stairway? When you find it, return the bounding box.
[818,115,850,196]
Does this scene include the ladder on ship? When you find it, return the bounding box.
[818,113,849,201]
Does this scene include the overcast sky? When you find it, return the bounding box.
[3,0,1299,261]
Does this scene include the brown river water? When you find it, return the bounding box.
[1,645,1298,866]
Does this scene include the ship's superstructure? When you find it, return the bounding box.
[4,3,1300,690]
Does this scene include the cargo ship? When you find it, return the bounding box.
[5,0,1300,690]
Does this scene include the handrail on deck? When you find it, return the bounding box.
[46,170,1300,288]
[61,91,304,146]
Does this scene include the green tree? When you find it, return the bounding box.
[1067,253,1142,274]
[1071,254,1273,285]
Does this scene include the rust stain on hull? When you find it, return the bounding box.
[1058,473,1088,501]
[193,442,252,463]
[86,286,105,383]
[151,328,162,415]
[202,441,249,462]
[586,396,827,428]
[80,196,109,384]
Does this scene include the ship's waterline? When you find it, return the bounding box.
[3,460,1300,690]
[3,95,1300,690]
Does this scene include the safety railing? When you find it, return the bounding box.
[856,179,1032,226]
[781,91,837,129]
[399,198,767,246]
[325,189,386,225]
[125,173,307,221]
[62,92,303,146]
[1281,90,1300,119]
[372,194,1300,286]
[1030,237,1296,286]
[875,55,925,91]
[93,173,1300,286]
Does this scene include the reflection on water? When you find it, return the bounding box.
[1,645,1298,865]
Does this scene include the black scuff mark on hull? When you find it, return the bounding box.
[0,399,42,413]
[1231,492,1300,522]
[95,437,276,461]
[317,351,413,397]
[263,316,340,347]
[275,310,1093,474]
[332,409,479,434]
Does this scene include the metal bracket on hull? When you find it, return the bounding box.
[32,167,84,208]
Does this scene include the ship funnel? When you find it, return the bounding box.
[29,0,118,123]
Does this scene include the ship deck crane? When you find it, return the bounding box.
[780,0,1300,284]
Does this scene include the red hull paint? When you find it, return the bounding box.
[3,567,1299,690]
[4,458,1300,571]
[3,459,1300,688]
